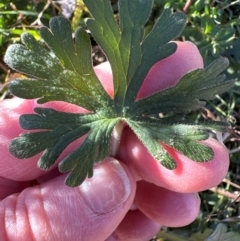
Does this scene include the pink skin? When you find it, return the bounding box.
[121,128,229,193]
[0,41,229,240]
[134,181,200,227]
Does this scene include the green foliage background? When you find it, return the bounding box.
[0,0,240,240]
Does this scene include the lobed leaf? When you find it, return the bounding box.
[131,57,235,116]
[85,0,122,99]
[127,117,222,167]
[4,18,112,111]
[4,0,235,186]
[59,118,120,186]
[127,119,177,169]
[9,78,100,110]
[125,9,187,104]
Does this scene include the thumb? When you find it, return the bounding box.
[0,158,136,241]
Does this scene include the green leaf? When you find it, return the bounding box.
[4,0,234,186]
[5,22,112,111]
[58,118,120,187]
[132,57,235,116]
[127,119,177,169]
[124,8,187,105]
[205,223,240,241]
[127,118,221,167]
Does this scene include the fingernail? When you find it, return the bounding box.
[80,158,131,214]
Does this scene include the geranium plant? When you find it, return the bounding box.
[4,0,234,187]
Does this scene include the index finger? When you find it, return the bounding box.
[0,98,86,181]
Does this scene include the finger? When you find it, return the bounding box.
[0,98,44,180]
[106,209,161,241]
[93,41,203,100]
[0,158,136,241]
[137,41,204,98]
[94,61,114,98]
[1,41,203,182]
[0,177,29,200]
[0,60,110,182]
[122,127,229,193]
[0,98,87,181]
[134,180,200,227]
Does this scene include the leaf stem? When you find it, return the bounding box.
[110,120,125,157]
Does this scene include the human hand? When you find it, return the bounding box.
[0,41,229,241]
